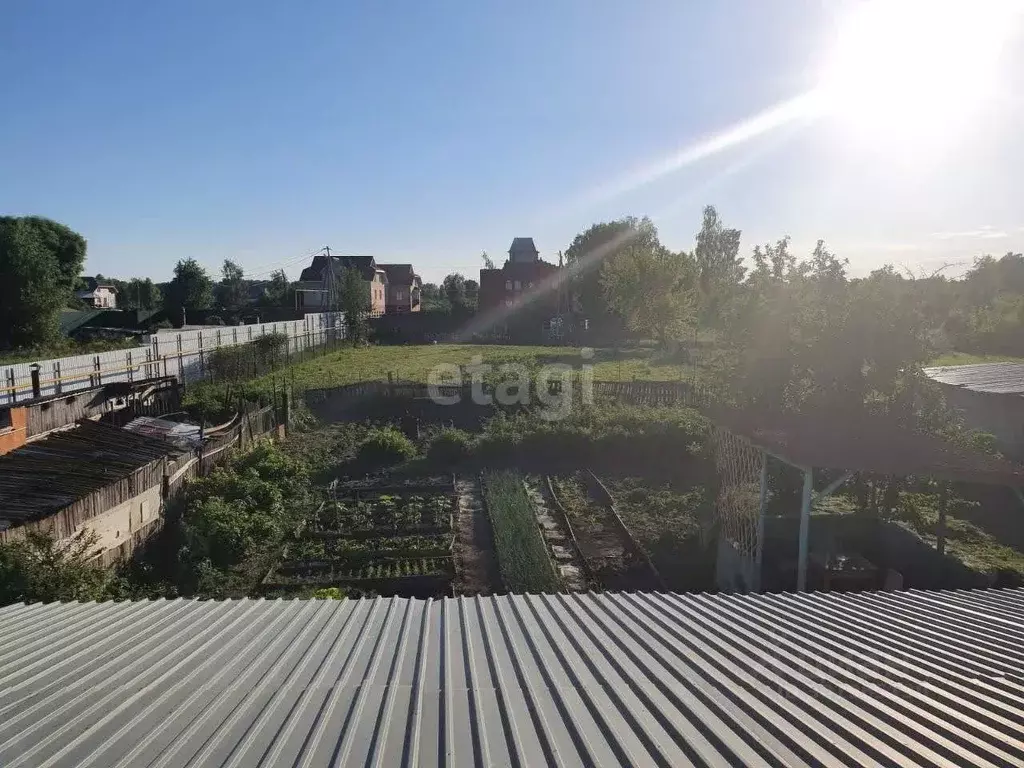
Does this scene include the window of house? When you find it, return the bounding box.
[514,280,521,290]
[526,281,533,289]
[504,299,513,308]
[505,280,513,290]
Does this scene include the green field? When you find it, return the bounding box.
[238,343,705,393]
[928,351,1024,366]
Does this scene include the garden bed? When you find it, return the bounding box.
[482,470,561,593]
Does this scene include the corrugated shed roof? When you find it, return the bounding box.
[924,362,1024,395]
[1,589,1023,767]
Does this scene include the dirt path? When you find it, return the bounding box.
[453,475,501,595]
[523,475,587,591]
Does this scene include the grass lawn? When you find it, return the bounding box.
[248,343,706,393]
[928,351,1024,366]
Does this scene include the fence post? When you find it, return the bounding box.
[127,351,133,383]
[54,361,62,395]
[29,364,41,399]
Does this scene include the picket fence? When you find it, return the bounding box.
[0,312,345,406]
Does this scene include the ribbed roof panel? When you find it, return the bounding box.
[1,589,1023,767]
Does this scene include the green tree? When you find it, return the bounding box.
[600,246,697,342]
[337,266,369,342]
[694,205,744,325]
[565,216,660,321]
[420,282,450,313]
[164,258,214,321]
[481,251,496,270]
[442,273,467,308]
[0,216,87,347]
[121,278,162,310]
[262,269,291,307]
[464,278,479,310]
[218,259,247,309]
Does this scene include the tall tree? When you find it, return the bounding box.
[481,251,495,270]
[442,273,467,308]
[565,216,660,319]
[693,205,744,324]
[0,216,87,347]
[218,259,247,309]
[337,266,369,342]
[420,282,450,313]
[122,278,162,310]
[601,246,697,343]
[464,278,479,310]
[164,258,214,322]
[261,269,291,307]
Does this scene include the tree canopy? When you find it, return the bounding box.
[164,258,214,321]
[0,216,87,347]
[217,259,247,309]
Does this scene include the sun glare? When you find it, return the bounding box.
[819,0,1021,144]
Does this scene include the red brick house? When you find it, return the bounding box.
[479,238,564,319]
[378,264,422,314]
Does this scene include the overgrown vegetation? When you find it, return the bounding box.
[482,470,560,593]
[357,427,418,467]
[602,476,714,592]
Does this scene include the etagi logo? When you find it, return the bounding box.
[427,348,595,421]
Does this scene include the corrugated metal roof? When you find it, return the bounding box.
[1,589,1023,767]
[924,362,1024,395]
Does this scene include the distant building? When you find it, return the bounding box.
[378,264,422,314]
[924,362,1024,460]
[296,254,387,317]
[478,238,564,324]
[76,277,117,309]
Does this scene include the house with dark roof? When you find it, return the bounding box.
[75,276,117,309]
[479,237,566,325]
[378,264,421,314]
[296,254,387,316]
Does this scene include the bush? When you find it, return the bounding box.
[357,427,417,466]
[0,530,124,605]
[426,427,473,466]
[311,587,347,599]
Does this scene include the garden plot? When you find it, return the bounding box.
[481,470,565,593]
[263,491,457,597]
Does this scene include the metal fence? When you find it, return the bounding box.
[0,312,345,406]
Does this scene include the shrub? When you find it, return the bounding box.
[311,587,347,599]
[357,427,417,466]
[0,530,123,605]
[426,427,473,466]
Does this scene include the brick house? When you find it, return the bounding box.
[479,238,563,319]
[296,254,387,316]
[379,264,422,313]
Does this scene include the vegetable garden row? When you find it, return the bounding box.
[262,488,458,597]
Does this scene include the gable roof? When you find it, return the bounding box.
[299,255,379,282]
[377,264,419,285]
[77,277,117,293]
[508,236,538,254]
[1,589,1022,766]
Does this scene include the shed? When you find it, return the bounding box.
[924,362,1024,460]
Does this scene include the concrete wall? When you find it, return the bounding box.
[939,384,1024,461]
[73,484,163,557]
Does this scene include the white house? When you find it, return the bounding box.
[76,277,117,309]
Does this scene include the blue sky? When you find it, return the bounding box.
[4,1,1024,284]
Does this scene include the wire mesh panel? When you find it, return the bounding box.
[711,426,765,590]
